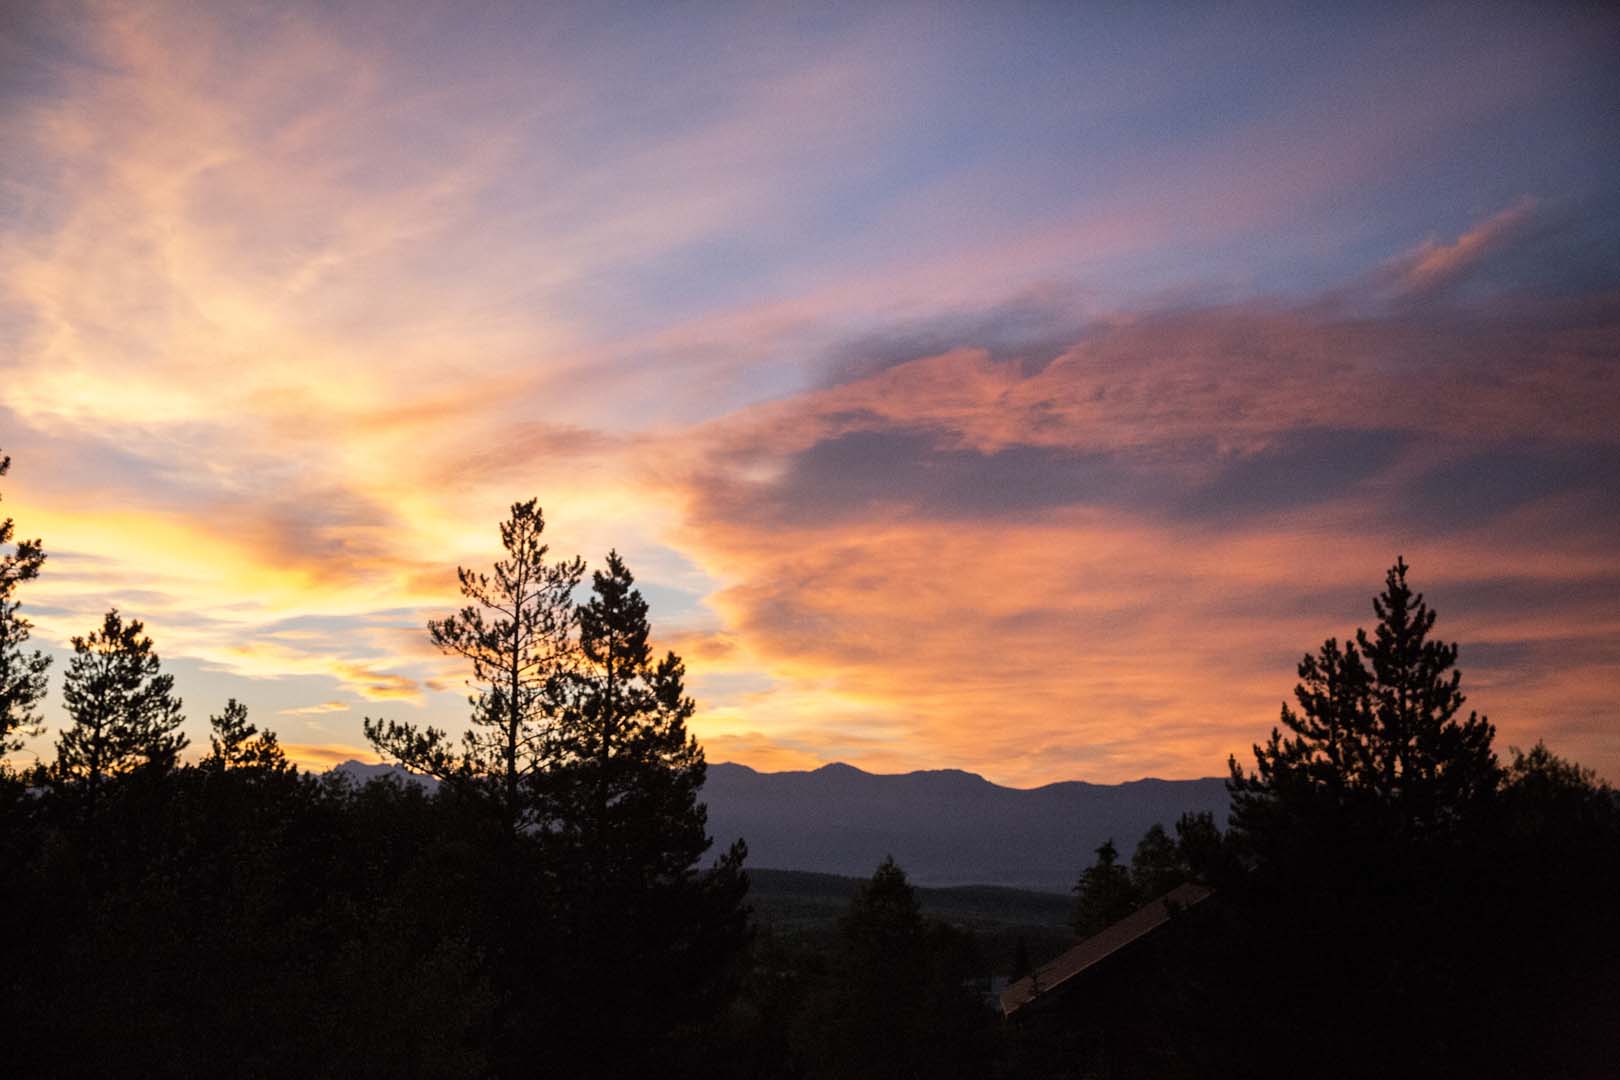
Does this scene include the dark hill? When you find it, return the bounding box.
[325,758,1229,894]
[703,762,1228,894]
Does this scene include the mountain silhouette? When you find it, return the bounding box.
[703,762,1228,893]
[325,759,1228,893]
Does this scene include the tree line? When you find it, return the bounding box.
[3,446,1617,1076]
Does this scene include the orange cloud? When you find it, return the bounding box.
[280,743,379,771]
[279,701,350,716]
[330,663,421,702]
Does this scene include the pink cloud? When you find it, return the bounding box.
[1384,197,1541,298]
[654,281,1620,785]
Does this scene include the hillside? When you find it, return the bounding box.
[705,762,1229,894]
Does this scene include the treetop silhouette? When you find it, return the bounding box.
[546,549,717,884]
[366,498,584,835]
[55,608,187,809]
[206,697,289,774]
[1229,557,1499,840]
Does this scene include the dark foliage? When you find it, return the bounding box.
[1071,839,1138,935]
[360,517,750,1076]
[0,449,50,755]
[534,550,750,1076]
[1199,560,1617,1078]
[1228,556,1500,842]
[1071,812,1223,936]
[789,856,997,1079]
[55,609,187,813]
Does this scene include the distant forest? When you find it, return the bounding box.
[2,447,1616,1078]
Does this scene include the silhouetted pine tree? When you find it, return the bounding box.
[0,449,49,756]
[205,698,288,773]
[1358,557,1499,828]
[794,856,993,1079]
[548,551,714,874]
[55,610,186,810]
[366,498,584,837]
[1217,560,1514,1078]
[1129,822,1185,898]
[1172,809,1225,881]
[1229,557,1499,840]
[1071,839,1140,935]
[542,550,748,1074]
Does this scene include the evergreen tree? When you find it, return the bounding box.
[1129,822,1184,898]
[795,856,993,1079]
[366,499,583,836]
[842,854,925,951]
[205,698,288,773]
[55,609,187,807]
[0,449,49,756]
[1071,839,1140,935]
[1217,560,1516,1077]
[1173,810,1225,882]
[547,550,718,883]
[1229,557,1500,840]
[1123,815,1226,903]
[542,550,748,1073]
[1357,557,1499,827]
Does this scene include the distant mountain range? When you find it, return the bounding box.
[327,759,1229,895]
[704,763,1228,894]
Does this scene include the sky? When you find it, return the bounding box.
[2,1,1617,786]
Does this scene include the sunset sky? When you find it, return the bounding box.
[3,3,1617,785]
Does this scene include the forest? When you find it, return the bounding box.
[2,447,1617,1078]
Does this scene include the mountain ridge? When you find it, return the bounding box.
[326,758,1230,894]
[712,759,1219,790]
[701,761,1228,893]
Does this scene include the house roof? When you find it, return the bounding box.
[1000,881,1214,1018]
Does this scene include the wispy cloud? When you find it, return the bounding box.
[1381,197,1541,299]
[279,701,350,716]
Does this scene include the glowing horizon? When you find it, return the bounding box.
[3,3,1617,785]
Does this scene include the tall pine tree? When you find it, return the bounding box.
[0,449,49,757]
[366,499,583,837]
[1220,559,1510,1077]
[55,610,187,809]
[541,550,748,1074]
[1229,557,1499,840]
[547,550,719,884]
[1357,557,1498,828]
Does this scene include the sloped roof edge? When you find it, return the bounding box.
[1000,881,1214,1017]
